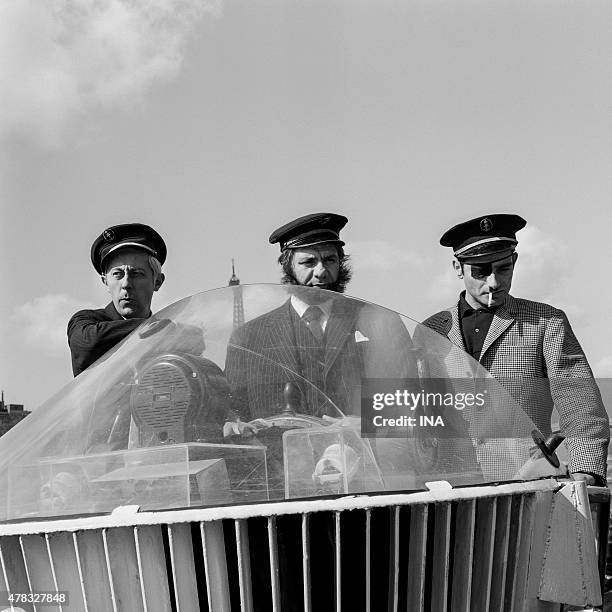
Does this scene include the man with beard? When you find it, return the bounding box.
[223,214,424,611]
[224,212,417,428]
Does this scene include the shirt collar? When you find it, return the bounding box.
[290,294,334,329]
[458,292,496,318]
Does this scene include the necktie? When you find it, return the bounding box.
[303,305,324,341]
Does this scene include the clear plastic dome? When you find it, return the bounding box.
[0,285,564,521]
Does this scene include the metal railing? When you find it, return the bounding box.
[0,479,603,612]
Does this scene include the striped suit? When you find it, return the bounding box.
[422,294,609,480]
[224,298,417,420]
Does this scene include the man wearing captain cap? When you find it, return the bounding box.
[67,223,166,376]
[224,212,417,428]
[423,214,609,485]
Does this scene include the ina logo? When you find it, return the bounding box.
[103,229,115,241]
[480,218,493,232]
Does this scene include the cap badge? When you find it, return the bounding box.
[103,229,115,242]
[321,216,331,225]
[480,218,493,232]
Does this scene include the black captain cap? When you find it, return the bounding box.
[269,213,348,251]
[440,214,526,264]
[91,223,167,274]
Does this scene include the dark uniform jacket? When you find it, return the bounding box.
[67,302,146,376]
[422,294,610,480]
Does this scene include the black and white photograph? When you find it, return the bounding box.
[1,1,611,610]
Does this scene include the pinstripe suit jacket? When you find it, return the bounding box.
[225,298,417,420]
[422,294,609,479]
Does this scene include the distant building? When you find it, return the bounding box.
[0,391,30,436]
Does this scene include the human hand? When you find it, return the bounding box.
[514,457,568,480]
[223,418,267,438]
[570,472,597,486]
[321,414,361,429]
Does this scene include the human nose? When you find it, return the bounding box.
[313,261,328,278]
[486,273,500,290]
[120,271,133,287]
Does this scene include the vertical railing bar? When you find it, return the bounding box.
[234,519,254,612]
[234,520,245,612]
[166,523,200,612]
[392,506,400,612]
[302,514,311,612]
[166,526,177,611]
[44,534,60,592]
[72,532,89,612]
[451,498,476,611]
[335,511,342,612]
[167,526,181,612]
[174,522,205,611]
[200,521,231,612]
[508,494,525,610]
[102,529,119,612]
[199,523,213,612]
[490,496,511,611]
[133,527,149,612]
[268,516,281,612]
[407,505,429,611]
[470,498,497,611]
[18,535,37,612]
[365,510,371,612]
[509,495,532,612]
[45,534,63,612]
[0,540,15,612]
[430,502,452,612]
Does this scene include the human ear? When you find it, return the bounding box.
[154,273,165,291]
[452,259,464,279]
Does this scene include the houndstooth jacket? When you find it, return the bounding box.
[422,293,609,480]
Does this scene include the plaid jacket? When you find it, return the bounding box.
[422,294,609,479]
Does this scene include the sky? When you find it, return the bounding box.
[1,0,612,411]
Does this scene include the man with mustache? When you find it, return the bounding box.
[224,213,426,611]
[67,223,166,376]
[422,213,609,485]
[224,212,417,429]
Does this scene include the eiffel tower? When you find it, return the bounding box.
[228,259,245,329]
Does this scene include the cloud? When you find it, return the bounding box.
[594,356,612,377]
[350,240,430,271]
[511,225,568,301]
[0,0,220,148]
[426,266,459,305]
[9,294,96,356]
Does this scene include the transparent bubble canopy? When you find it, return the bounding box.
[0,285,563,521]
